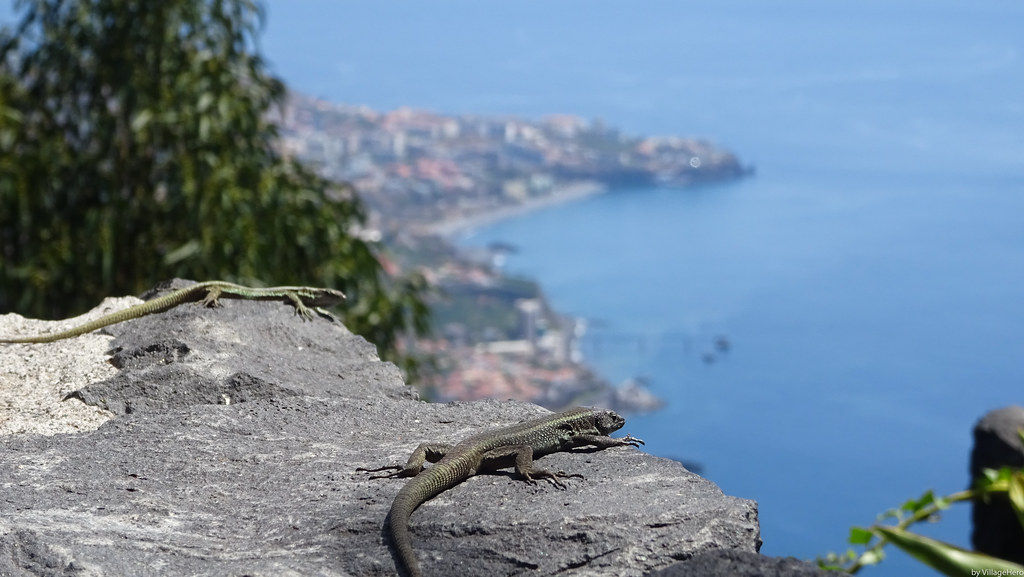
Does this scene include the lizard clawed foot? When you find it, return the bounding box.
[620,434,645,447]
[522,469,582,490]
[356,464,408,479]
[315,307,340,323]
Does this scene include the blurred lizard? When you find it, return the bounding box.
[0,281,345,343]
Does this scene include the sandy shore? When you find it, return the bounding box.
[423,180,608,237]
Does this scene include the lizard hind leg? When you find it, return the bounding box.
[357,442,453,479]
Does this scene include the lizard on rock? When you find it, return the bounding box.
[0,280,345,343]
[358,406,644,577]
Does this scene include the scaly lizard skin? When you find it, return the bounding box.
[358,406,644,577]
[0,281,345,343]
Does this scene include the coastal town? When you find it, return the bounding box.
[278,92,749,232]
[277,93,749,414]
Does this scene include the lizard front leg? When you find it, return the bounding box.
[201,286,224,307]
[357,443,453,479]
[570,434,645,450]
[285,292,317,321]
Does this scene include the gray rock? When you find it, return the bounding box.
[970,405,1024,563]
[0,280,761,576]
[645,549,834,577]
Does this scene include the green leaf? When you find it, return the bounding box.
[902,490,935,513]
[977,468,1010,495]
[982,468,1001,483]
[1008,472,1024,531]
[848,526,873,545]
[875,526,1024,577]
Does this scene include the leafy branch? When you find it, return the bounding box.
[820,431,1024,576]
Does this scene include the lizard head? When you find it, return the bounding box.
[592,409,626,435]
[308,288,347,307]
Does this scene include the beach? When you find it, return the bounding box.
[422,181,607,238]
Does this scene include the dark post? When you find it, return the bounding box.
[970,405,1024,562]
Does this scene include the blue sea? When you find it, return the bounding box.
[257,1,1024,573]
[8,0,1021,573]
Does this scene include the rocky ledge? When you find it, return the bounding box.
[0,280,828,576]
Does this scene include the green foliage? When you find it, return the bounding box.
[819,466,1024,576]
[0,0,429,374]
[874,526,1024,577]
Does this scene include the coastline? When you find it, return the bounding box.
[417,178,665,415]
[422,180,608,238]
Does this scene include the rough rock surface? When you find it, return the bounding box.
[645,549,833,577]
[0,298,128,436]
[1,280,765,576]
[970,405,1024,563]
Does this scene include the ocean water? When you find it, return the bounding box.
[458,172,1024,567]
[258,1,1024,573]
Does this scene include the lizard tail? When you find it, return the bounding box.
[385,457,471,577]
[387,489,423,577]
